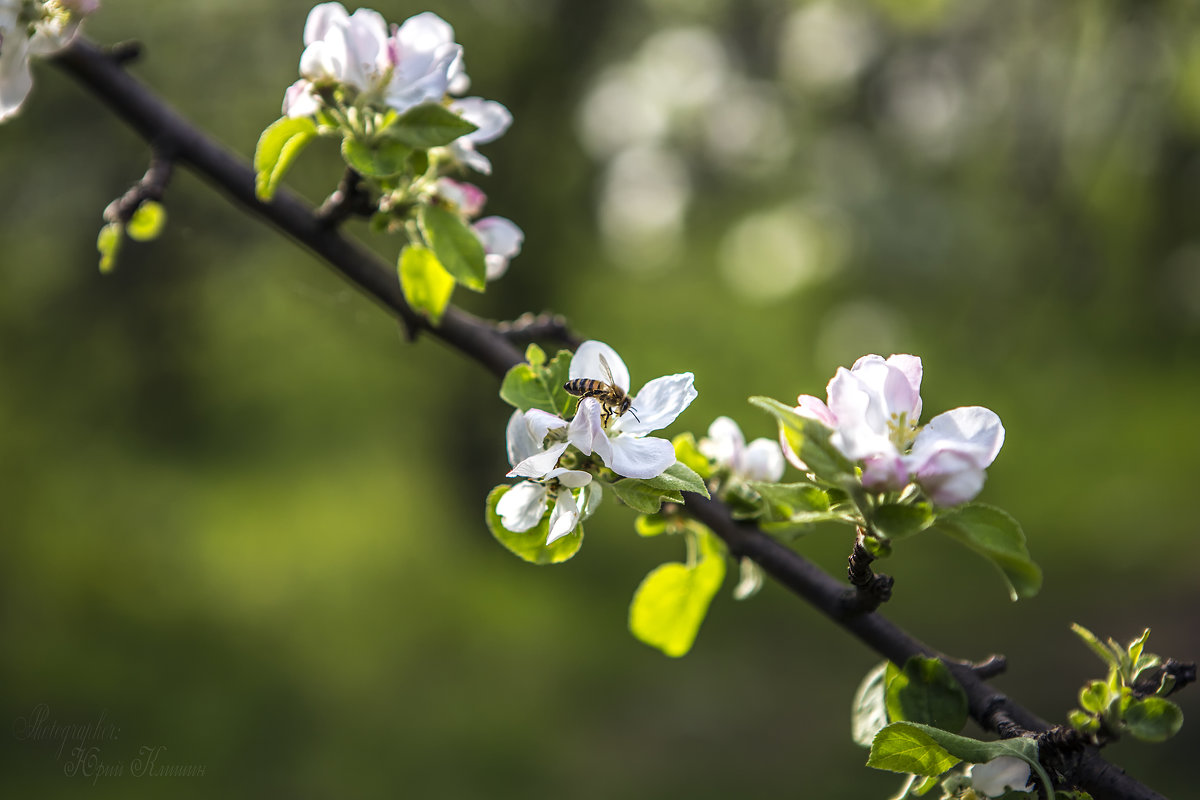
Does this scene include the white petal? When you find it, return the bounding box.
[615,373,697,436]
[451,97,513,144]
[859,452,907,492]
[967,757,1033,797]
[699,416,744,468]
[485,254,509,281]
[495,482,547,532]
[794,394,837,428]
[474,217,524,258]
[508,441,568,479]
[0,32,33,122]
[911,406,1005,468]
[282,79,321,118]
[885,354,923,420]
[568,398,615,465]
[546,491,581,544]
[304,2,350,46]
[732,557,764,600]
[505,409,537,467]
[394,11,456,52]
[569,341,630,391]
[742,438,785,482]
[910,449,986,506]
[607,435,676,480]
[579,481,603,519]
[523,408,567,447]
[545,467,592,488]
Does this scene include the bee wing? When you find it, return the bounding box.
[598,353,617,388]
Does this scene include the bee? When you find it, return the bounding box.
[564,353,641,426]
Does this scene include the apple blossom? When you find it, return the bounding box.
[699,416,784,483]
[498,409,595,544]
[446,96,512,174]
[790,354,1003,505]
[567,341,697,480]
[966,757,1034,797]
[1,0,98,123]
[473,216,523,280]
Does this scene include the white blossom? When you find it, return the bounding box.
[498,409,593,544]
[1,0,98,123]
[700,415,784,483]
[967,757,1034,797]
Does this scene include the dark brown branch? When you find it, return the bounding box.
[494,312,582,349]
[51,37,1177,800]
[842,529,894,614]
[314,167,375,226]
[103,149,173,225]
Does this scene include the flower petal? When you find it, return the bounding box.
[615,372,697,436]
[742,438,785,482]
[910,448,986,506]
[451,97,513,145]
[967,757,1033,797]
[523,408,568,447]
[304,2,350,46]
[699,416,744,467]
[567,398,614,465]
[546,490,580,544]
[495,481,547,532]
[795,394,837,428]
[545,467,591,488]
[508,441,568,479]
[569,340,630,392]
[911,406,1005,468]
[606,434,676,480]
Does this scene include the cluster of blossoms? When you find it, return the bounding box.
[791,354,1004,506]
[497,341,697,543]
[283,3,521,278]
[699,416,785,485]
[0,0,98,122]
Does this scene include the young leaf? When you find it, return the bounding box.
[126,201,167,242]
[341,135,412,178]
[384,102,478,148]
[1119,696,1183,742]
[419,204,487,291]
[611,478,685,514]
[524,343,547,368]
[499,349,573,416]
[1071,623,1121,671]
[885,657,969,734]
[870,502,934,542]
[254,116,317,201]
[1078,681,1110,715]
[628,528,726,657]
[748,396,854,484]
[634,514,669,538]
[484,486,583,565]
[930,504,1042,600]
[672,433,712,479]
[851,661,891,748]
[747,481,831,512]
[96,222,122,274]
[641,461,710,498]
[398,244,455,325]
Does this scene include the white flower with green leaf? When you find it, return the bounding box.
[498,408,597,544]
[567,341,696,480]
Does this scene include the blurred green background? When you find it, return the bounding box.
[3,0,1199,796]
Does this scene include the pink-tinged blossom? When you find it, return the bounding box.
[473,216,523,280]
[435,177,487,217]
[566,341,696,480]
[446,96,512,174]
[788,354,1003,506]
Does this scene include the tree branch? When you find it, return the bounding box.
[51,37,1178,800]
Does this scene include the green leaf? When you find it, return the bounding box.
[419,204,487,291]
[930,504,1042,600]
[1071,623,1121,670]
[851,661,892,748]
[398,244,455,325]
[610,479,684,514]
[672,433,712,479]
[634,515,669,537]
[254,116,317,201]
[871,502,934,542]
[642,461,710,498]
[629,529,726,657]
[96,222,123,274]
[748,396,854,484]
[383,102,478,148]
[126,201,166,242]
[484,486,583,565]
[747,481,831,512]
[499,349,573,416]
[868,722,1053,799]
[885,657,969,734]
[341,135,412,178]
[1120,696,1183,742]
[1078,681,1110,714]
[525,343,547,368]
[1126,629,1152,676]
[1068,709,1101,735]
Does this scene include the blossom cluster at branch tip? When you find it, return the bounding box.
[282,3,512,175]
[700,416,784,483]
[497,341,697,543]
[1,0,100,123]
[790,354,1004,506]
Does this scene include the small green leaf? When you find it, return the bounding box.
[1078,681,1110,714]
[525,343,547,368]
[748,396,854,484]
[642,461,710,498]
[629,528,726,657]
[634,515,669,537]
[97,222,123,274]
[484,486,583,565]
[611,479,684,514]
[383,102,478,148]
[852,661,892,748]
[254,116,317,200]
[1120,696,1183,742]
[398,244,455,324]
[1068,709,1101,736]
[499,349,573,416]
[1126,629,1152,674]
[341,135,412,178]
[419,204,487,291]
[126,201,166,241]
[871,502,934,542]
[931,504,1042,600]
[1071,623,1121,670]
[885,657,969,734]
[747,481,831,512]
[672,433,712,479]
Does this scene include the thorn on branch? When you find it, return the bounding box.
[494,312,581,349]
[841,530,894,615]
[315,168,375,227]
[105,41,143,65]
[103,150,174,225]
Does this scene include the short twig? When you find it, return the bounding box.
[103,150,174,225]
[315,168,375,226]
[494,312,582,349]
[106,41,142,65]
